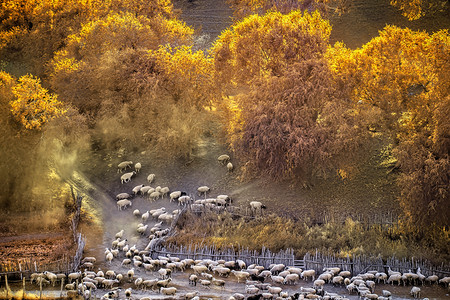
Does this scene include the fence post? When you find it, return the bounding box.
[23,277,26,299]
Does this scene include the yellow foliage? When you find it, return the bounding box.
[212,10,331,86]
[147,45,216,107]
[10,74,66,130]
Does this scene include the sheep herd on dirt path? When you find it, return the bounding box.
[25,155,450,299]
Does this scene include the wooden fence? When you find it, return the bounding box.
[189,204,400,227]
[303,251,450,278]
[151,243,297,269]
[148,241,450,278]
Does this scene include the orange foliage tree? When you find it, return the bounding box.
[10,74,66,130]
[212,10,331,87]
[390,0,448,20]
[50,11,194,113]
[328,26,450,227]
[213,10,365,181]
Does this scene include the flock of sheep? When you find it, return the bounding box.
[27,253,450,300]
[24,155,450,300]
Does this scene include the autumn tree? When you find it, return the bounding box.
[234,59,365,181]
[212,10,364,181]
[327,26,450,227]
[50,11,194,113]
[10,74,66,130]
[211,10,331,87]
[390,0,448,20]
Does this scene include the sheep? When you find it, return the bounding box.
[158,268,172,279]
[426,275,439,285]
[232,270,251,283]
[439,277,450,287]
[375,272,388,284]
[170,191,182,202]
[227,162,234,172]
[301,270,316,281]
[218,154,230,164]
[185,291,199,299]
[135,162,141,173]
[381,290,391,298]
[137,224,148,235]
[365,293,379,300]
[249,201,267,215]
[161,287,177,296]
[387,274,402,285]
[125,287,132,298]
[313,279,325,289]
[142,279,158,291]
[116,193,131,200]
[212,278,226,289]
[141,211,149,222]
[132,184,144,195]
[149,191,161,201]
[410,286,421,298]
[127,268,135,282]
[139,185,152,195]
[270,264,285,275]
[213,266,231,277]
[270,275,285,284]
[117,199,132,210]
[106,251,114,264]
[332,275,344,286]
[200,279,211,288]
[156,278,172,288]
[197,185,210,198]
[121,171,136,184]
[159,186,170,198]
[67,272,81,283]
[284,273,299,285]
[268,286,282,295]
[192,264,208,274]
[118,161,133,173]
[44,271,58,286]
[147,173,155,183]
[189,274,198,286]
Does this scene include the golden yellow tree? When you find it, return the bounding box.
[327,26,450,227]
[10,74,66,130]
[390,0,448,20]
[212,10,331,87]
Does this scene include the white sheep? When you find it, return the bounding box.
[313,279,325,288]
[227,162,233,172]
[118,161,133,173]
[301,269,316,281]
[387,274,402,285]
[149,191,161,201]
[284,273,299,285]
[160,186,170,198]
[271,275,285,284]
[141,211,150,222]
[426,275,439,284]
[410,286,421,298]
[116,193,131,200]
[161,287,177,296]
[140,185,152,195]
[121,171,136,184]
[117,199,132,210]
[147,173,155,183]
[178,195,192,206]
[218,154,230,164]
[115,229,124,239]
[197,186,210,198]
[249,201,267,215]
[135,162,141,173]
[169,191,182,202]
